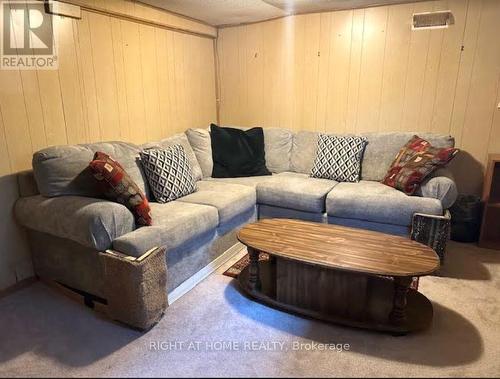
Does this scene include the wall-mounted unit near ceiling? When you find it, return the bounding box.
[412,10,454,30]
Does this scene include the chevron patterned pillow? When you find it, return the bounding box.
[140,144,196,203]
[310,134,368,182]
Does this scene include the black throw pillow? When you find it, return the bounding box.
[210,124,271,178]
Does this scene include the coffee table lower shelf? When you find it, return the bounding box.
[238,259,433,334]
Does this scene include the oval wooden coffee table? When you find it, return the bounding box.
[237,219,440,334]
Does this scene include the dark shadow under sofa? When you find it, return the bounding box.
[14,128,458,329]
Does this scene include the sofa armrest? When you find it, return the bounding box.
[411,210,451,262]
[100,246,168,330]
[416,168,458,209]
[15,195,136,250]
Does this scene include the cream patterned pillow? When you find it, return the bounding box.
[310,134,367,182]
[140,144,196,203]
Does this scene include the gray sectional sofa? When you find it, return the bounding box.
[14,127,458,329]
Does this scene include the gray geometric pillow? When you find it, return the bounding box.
[310,134,368,182]
[140,144,196,203]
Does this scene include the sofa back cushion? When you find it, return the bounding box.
[186,128,212,178]
[359,132,455,181]
[210,124,271,177]
[141,133,203,182]
[290,131,319,174]
[33,141,148,198]
[18,170,40,197]
[186,126,294,175]
[290,131,455,181]
[263,127,293,173]
[310,134,368,182]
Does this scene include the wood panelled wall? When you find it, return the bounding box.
[0,0,217,291]
[217,0,500,196]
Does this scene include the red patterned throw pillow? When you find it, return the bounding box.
[89,152,152,226]
[382,136,459,195]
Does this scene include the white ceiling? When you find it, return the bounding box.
[140,0,426,26]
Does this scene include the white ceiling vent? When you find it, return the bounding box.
[412,10,454,30]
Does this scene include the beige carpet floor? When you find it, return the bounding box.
[0,241,499,377]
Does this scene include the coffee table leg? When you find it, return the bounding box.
[248,247,261,291]
[389,276,412,325]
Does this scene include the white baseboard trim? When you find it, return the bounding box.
[167,242,245,304]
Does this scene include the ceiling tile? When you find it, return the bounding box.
[140,0,428,26]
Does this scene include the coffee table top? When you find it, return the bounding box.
[237,219,439,277]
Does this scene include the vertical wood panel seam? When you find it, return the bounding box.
[0,106,13,173]
[213,38,221,124]
[414,27,432,130]
[376,8,390,132]
[398,3,417,129]
[139,26,150,139]
[345,11,355,131]
[440,1,467,134]
[314,15,324,132]
[428,28,446,132]
[243,26,249,125]
[119,20,133,140]
[216,31,223,123]
[152,28,161,136]
[111,17,126,140]
[172,33,179,129]
[72,18,90,143]
[54,23,70,146]
[458,1,483,146]
[237,27,243,124]
[322,13,333,132]
[10,2,35,154]
[447,0,469,136]
[87,15,103,141]
[33,70,49,145]
[352,9,366,133]
[260,25,265,127]
[18,76,36,154]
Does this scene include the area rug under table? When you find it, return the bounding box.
[223,252,269,278]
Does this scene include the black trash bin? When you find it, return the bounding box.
[449,194,483,243]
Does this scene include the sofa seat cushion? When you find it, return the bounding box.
[257,172,337,213]
[15,195,136,250]
[177,181,256,224]
[206,174,278,188]
[326,181,443,226]
[112,202,218,257]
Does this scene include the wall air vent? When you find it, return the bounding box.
[412,11,454,30]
